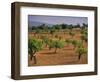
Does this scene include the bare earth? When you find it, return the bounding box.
[28,30,88,66]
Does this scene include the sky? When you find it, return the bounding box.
[28,15,88,27]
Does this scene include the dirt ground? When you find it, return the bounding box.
[28,30,88,66]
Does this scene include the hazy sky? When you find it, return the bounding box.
[28,15,88,26]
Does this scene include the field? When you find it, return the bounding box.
[28,27,88,66]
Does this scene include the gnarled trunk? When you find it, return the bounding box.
[54,48,57,53]
[33,56,37,64]
[30,51,37,64]
[30,54,33,61]
[78,53,82,60]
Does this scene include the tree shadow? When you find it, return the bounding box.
[63,48,73,50]
[40,52,56,55]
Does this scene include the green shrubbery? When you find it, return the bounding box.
[28,23,88,63]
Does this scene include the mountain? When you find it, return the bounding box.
[28,21,53,27]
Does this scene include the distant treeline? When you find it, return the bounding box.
[28,23,88,31]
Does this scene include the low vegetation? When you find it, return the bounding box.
[28,23,88,65]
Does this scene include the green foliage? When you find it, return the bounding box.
[69,31,75,37]
[50,28,56,35]
[75,40,83,48]
[71,40,78,49]
[55,35,59,38]
[50,40,65,48]
[38,24,46,30]
[81,34,87,42]
[76,47,87,60]
[53,25,61,30]
[61,24,67,29]
[65,39,73,44]
[48,40,55,49]
[29,23,88,32]
[54,40,65,49]
[82,23,88,29]
[28,39,43,55]
[80,27,88,42]
[65,39,83,50]
[42,37,50,47]
[35,29,41,34]
[75,24,80,28]
[76,47,87,55]
[28,38,43,62]
[83,23,86,27]
[81,29,87,35]
[48,40,65,53]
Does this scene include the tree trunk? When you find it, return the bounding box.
[30,51,37,64]
[49,47,51,50]
[30,54,33,61]
[85,39,87,42]
[54,48,57,53]
[33,56,37,64]
[46,44,48,47]
[78,53,82,60]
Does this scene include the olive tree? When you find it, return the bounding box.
[76,47,87,60]
[81,23,88,30]
[48,40,55,50]
[71,40,78,49]
[48,40,65,53]
[81,29,87,35]
[81,34,87,42]
[80,28,87,42]
[55,35,59,39]
[42,37,49,47]
[53,25,61,32]
[28,39,43,64]
[69,31,75,38]
[71,40,83,50]
[34,29,41,38]
[50,28,56,37]
[65,39,73,48]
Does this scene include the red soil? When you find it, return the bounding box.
[28,31,88,66]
